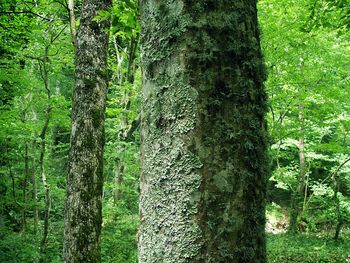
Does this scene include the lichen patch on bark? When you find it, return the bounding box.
[139,1,268,262]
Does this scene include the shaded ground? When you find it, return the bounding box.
[267,233,350,263]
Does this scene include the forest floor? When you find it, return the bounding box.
[267,232,350,262]
[266,203,350,263]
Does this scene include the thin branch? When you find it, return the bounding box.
[304,157,350,209]
[0,11,53,21]
[50,25,68,44]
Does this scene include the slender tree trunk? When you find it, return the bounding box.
[64,0,111,262]
[126,35,139,84]
[333,179,342,241]
[113,37,125,84]
[37,45,52,262]
[139,1,268,262]
[113,157,124,204]
[67,0,77,46]
[32,141,39,235]
[22,143,29,232]
[8,164,17,204]
[289,103,306,233]
[39,107,51,260]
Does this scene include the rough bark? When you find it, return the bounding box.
[63,0,111,262]
[139,1,268,263]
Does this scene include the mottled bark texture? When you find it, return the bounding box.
[139,1,268,263]
[63,0,111,262]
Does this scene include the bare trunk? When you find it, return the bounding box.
[113,157,125,204]
[113,37,125,84]
[67,0,77,46]
[333,184,342,241]
[64,0,111,262]
[30,42,52,262]
[289,103,306,233]
[32,141,39,235]
[38,126,50,260]
[22,143,29,232]
[39,78,51,260]
[139,1,268,262]
[126,36,139,84]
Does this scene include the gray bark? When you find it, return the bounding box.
[113,157,124,203]
[38,104,51,260]
[289,103,306,233]
[63,0,111,262]
[139,1,268,263]
[67,0,77,46]
[36,44,52,262]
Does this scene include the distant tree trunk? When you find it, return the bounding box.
[139,1,268,262]
[37,44,51,257]
[333,178,342,241]
[39,46,52,261]
[113,37,125,84]
[31,141,39,235]
[39,104,51,261]
[22,143,29,232]
[63,0,111,262]
[67,0,77,46]
[113,38,139,203]
[126,35,139,84]
[331,157,350,240]
[113,157,124,204]
[289,103,306,233]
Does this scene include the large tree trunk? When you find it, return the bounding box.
[139,1,268,263]
[63,0,111,262]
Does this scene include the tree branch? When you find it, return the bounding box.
[0,11,53,21]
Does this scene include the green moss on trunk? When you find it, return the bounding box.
[139,1,268,262]
[63,0,111,262]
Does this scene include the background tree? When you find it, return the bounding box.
[63,0,111,262]
[259,0,350,236]
[0,1,73,261]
